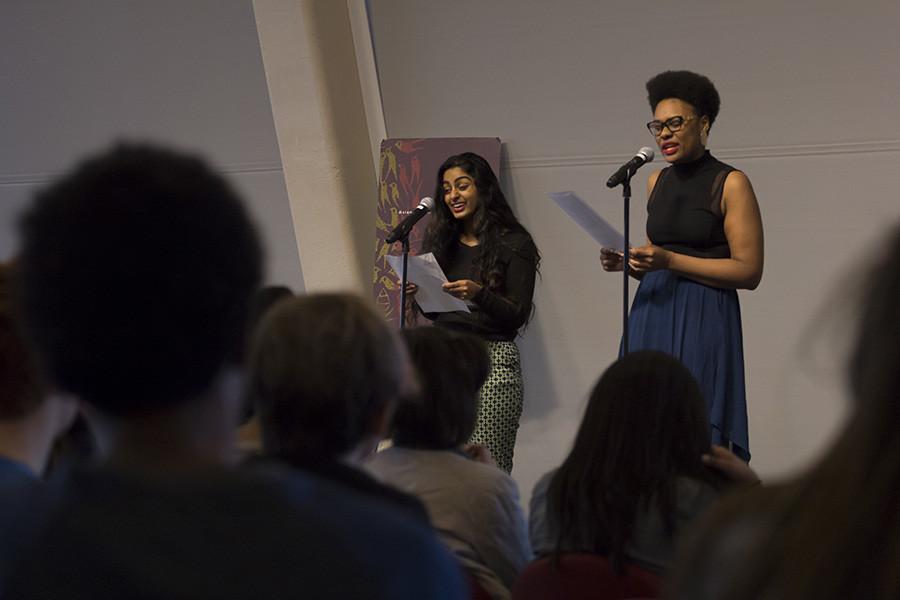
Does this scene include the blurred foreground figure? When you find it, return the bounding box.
[667,223,900,600]
[4,143,464,600]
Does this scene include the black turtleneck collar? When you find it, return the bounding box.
[672,150,712,176]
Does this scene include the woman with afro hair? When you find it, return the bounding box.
[600,70,763,460]
[406,152,539,474]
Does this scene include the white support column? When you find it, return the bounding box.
[347,0,387,179]
[252,0,378,294]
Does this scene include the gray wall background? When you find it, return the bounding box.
[368,0,900,502]
[0,0,302,289]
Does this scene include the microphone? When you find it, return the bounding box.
[385,197,435,243]
[606,147,655,188]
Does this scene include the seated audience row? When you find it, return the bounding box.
[248,299,532,599]
[0,143,464,599]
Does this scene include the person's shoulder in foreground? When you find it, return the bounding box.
[4,462,466,600]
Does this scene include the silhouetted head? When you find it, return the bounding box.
[250,293,413,462]
[548,350,716,571]
[392,326,490,449]
[16,142,262,416]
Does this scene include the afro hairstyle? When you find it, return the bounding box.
[646,70,721,128]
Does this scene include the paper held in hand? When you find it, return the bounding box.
[549,191,626,253]
[385,253,470,314]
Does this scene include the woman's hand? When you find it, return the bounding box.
[628,244,672,273]
[403,282,418,296]
[702,445,761,486]
[600,247,624,272]
[442,279,482,301]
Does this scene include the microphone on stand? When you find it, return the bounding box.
[386,197,435,244]
[606,147,655,188]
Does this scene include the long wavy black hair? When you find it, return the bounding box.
[547,351,721,572]
[422,152,539,294]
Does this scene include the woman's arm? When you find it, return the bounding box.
[601,171,663,281]
[629,171,764,290]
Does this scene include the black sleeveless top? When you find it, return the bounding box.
[646,151,735,259]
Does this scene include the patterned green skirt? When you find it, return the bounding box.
[469,340,524,474]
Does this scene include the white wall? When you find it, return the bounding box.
[368,0,900,503]
[0,0,302,289]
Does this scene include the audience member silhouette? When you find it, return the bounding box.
[530,350,758,575]
[248,292,429,523]
[367,325,532,600]
[3,143,464,599]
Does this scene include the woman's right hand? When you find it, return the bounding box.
[402,282,418,296]
[600,247,624,272]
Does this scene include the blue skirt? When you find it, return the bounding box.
[622,270,749,460]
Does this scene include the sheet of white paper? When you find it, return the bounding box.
[386,253,470,314]
[549,191,626,251]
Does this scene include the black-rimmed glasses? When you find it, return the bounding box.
[646,115,696,136]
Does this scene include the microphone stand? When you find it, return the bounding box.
[397,234,411,330]
[620,166,637,354]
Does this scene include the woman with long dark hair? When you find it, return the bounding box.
[529,351,757,574]
[601,71,764,460]
[410,152,539,473]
